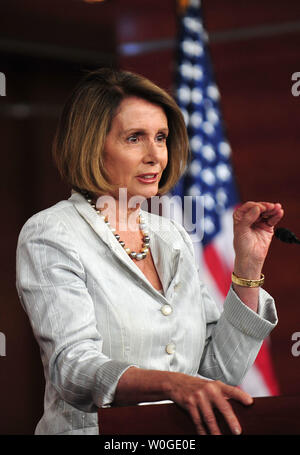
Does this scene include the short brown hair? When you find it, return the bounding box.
[52,67,190,195]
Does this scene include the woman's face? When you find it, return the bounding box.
[103,96,169,200]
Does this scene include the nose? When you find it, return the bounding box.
[143,139,160,164]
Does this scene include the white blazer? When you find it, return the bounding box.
[16,192,278,435]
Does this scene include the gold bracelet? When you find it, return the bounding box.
[232,272,264,288]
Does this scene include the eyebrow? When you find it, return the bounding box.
[122,127,169,135]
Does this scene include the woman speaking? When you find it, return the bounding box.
[16,68,283,435]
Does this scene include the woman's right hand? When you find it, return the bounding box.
[114,367,253,435]
[164,372,253,435]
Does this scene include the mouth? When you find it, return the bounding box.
[136,173,159,183]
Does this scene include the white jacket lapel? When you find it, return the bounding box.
[69,192,181,296]
[68,192,158,291]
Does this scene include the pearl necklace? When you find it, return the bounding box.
[80,189,150,261]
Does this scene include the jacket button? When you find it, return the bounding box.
[161,304,172,316]
[165,343,176,355]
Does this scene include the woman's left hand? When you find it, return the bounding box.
[233,201,284,279]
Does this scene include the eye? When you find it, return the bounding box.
[156,132,168,143]
[127,133,140,143]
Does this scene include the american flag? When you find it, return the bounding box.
[172,0,279,396]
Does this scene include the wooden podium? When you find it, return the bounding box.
[98,395,300,435]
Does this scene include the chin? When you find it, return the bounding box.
[128,186,159,201]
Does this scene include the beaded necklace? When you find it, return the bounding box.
[80,189,150,261]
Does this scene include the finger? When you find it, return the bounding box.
[258,202,282,213]
[218,385,254,434]
[238,201,265,211]
[257,203,284,227]
[197,394,222,435]
[234,204,261,226]
[186,402,207,435]
[257,202,276,212]
[199,386,243,435]
[236,203,283,229]
[270,208,284,225]
[222,383,253,406]
[234,201,261,218]
[259,209,284,228]
[259,203,282,218]
[235,201,281,221]
[214,398,242,435]
[233,202,267,225]
[246,202,284,226]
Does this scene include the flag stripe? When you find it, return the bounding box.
[203,244,232,297]
[255,341,279,395]
[173,0,280,396]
